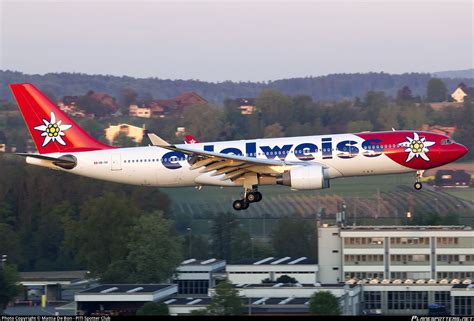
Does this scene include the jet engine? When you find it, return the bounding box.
[277,165,330,190]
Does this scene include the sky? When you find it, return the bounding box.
[0,0,472,82]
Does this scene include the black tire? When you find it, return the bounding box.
[233,200,243,211]
[246,192,257,203]
[414,182,422,190]
[242,201,250,210]
[255,192,263,202]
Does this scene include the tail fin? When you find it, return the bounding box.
[10,84,113,154]
[185,135,200,144]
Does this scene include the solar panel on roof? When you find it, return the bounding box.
[126,287,144,293]
[271,257,291,264]
[253,257,274,265]
[100,287,118,294]
[288,257,307,264]
[187,299,202,305]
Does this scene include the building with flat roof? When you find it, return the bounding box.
[336,225,473,281]
[226,257,318,284]
[75,284,177,316]
[20,270,90,303]
[67,225,472,316]
[174,258,226,295]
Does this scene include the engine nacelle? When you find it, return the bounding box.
[277,165,330,190]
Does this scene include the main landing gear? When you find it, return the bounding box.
[232,188,263,211]
[414,170,424,190]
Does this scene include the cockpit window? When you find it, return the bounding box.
[441,139,455,145]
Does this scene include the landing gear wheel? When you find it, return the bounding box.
[233,200,250,211]
[414,182,422,190]
[255,191,263,202]
[246,192,257,203]
[233,200,243,211]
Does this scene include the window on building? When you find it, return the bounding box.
[454,297,474,316]
[434,291,451,312]
[364,291,381,310]
[388,291,428,310]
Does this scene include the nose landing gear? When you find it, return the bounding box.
[414,170,424,190]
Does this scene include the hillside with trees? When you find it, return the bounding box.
[1,70,473,103]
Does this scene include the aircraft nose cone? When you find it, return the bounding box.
[456,143,468,159]
[458,144,469,157]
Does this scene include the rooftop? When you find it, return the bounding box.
[179,258,226,266]
[164,296,311,306]
[349,278,473,286]
[232,257,318,265]
[164,297,212,306]
[79,284,174,294]
[20,270,89,282]
[234,283,356,289]
[339,225,471,231]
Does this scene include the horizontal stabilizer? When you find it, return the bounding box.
[16,153,77,169]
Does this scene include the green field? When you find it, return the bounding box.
[443,189,473,202]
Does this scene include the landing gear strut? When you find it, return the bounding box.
[414,170,424,190]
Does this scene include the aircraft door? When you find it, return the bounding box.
[111,154,122,171]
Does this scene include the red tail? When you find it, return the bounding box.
[10,84,113,154]
[185,135,200,144]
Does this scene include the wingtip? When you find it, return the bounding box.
[147,133,170,147]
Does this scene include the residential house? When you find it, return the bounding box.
[235,98,256,115]
[58,96,87,117]
[451,83,474,103]
[104,123,146,144]
[128,92,207,119]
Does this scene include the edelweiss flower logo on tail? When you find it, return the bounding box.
[34,112,72,146]
[397,132,435,162]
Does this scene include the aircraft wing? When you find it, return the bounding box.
[148,133,324,181]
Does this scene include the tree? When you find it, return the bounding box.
[206,279,242,315]
[182,104,224,142]
[0,224,22,266]
[113,132,137,147]
[396,85,414,103]
[119,87,138,114]
[453,97,474,160]
[346,120,373,133]
[0,264,21,314]
[271,216,317,258]
[210,212,250,262]
[136,302,169,316]
[126,211,184,283]
[426,78,447,102]
[63,193,142,275]
[263,123,284,138]
[376,106,400,130]
[256,90,293,127]
[309,291,341,315]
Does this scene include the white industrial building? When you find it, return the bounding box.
[335,225,474,281]
[72,224,473,316]
[226,257,318,284]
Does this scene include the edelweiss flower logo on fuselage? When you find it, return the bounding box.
[34,112,72,146]
[397,132,435,162]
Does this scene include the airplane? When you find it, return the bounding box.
[9,84,469,211]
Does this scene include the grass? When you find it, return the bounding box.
[443,189,473,203]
